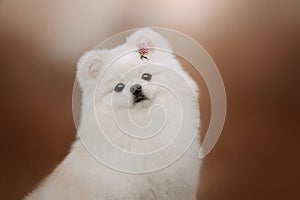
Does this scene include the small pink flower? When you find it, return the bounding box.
[137,43,150,56]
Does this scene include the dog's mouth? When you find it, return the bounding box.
[133,94,149,104]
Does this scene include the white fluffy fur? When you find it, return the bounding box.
[25,29,201,200]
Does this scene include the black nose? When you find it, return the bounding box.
[130,84,142,95]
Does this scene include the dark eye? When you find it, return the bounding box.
[114,83,125,92]
[141,73,152,81]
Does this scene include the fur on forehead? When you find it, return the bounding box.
[76,29,174,89]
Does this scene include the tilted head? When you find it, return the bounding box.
[77,29,198,113]
[75,29,200,163]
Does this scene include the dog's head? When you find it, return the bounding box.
[77,29,198,111]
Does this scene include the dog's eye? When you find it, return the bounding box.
[114,83,125,92]
[141,73,152,81]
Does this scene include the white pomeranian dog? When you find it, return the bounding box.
[25,29,201,200]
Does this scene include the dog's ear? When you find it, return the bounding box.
[76,50,106,88]
[126,29,172,53]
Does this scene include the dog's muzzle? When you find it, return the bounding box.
[130,84,149,104]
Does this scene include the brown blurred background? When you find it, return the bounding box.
[0,0,299,199]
